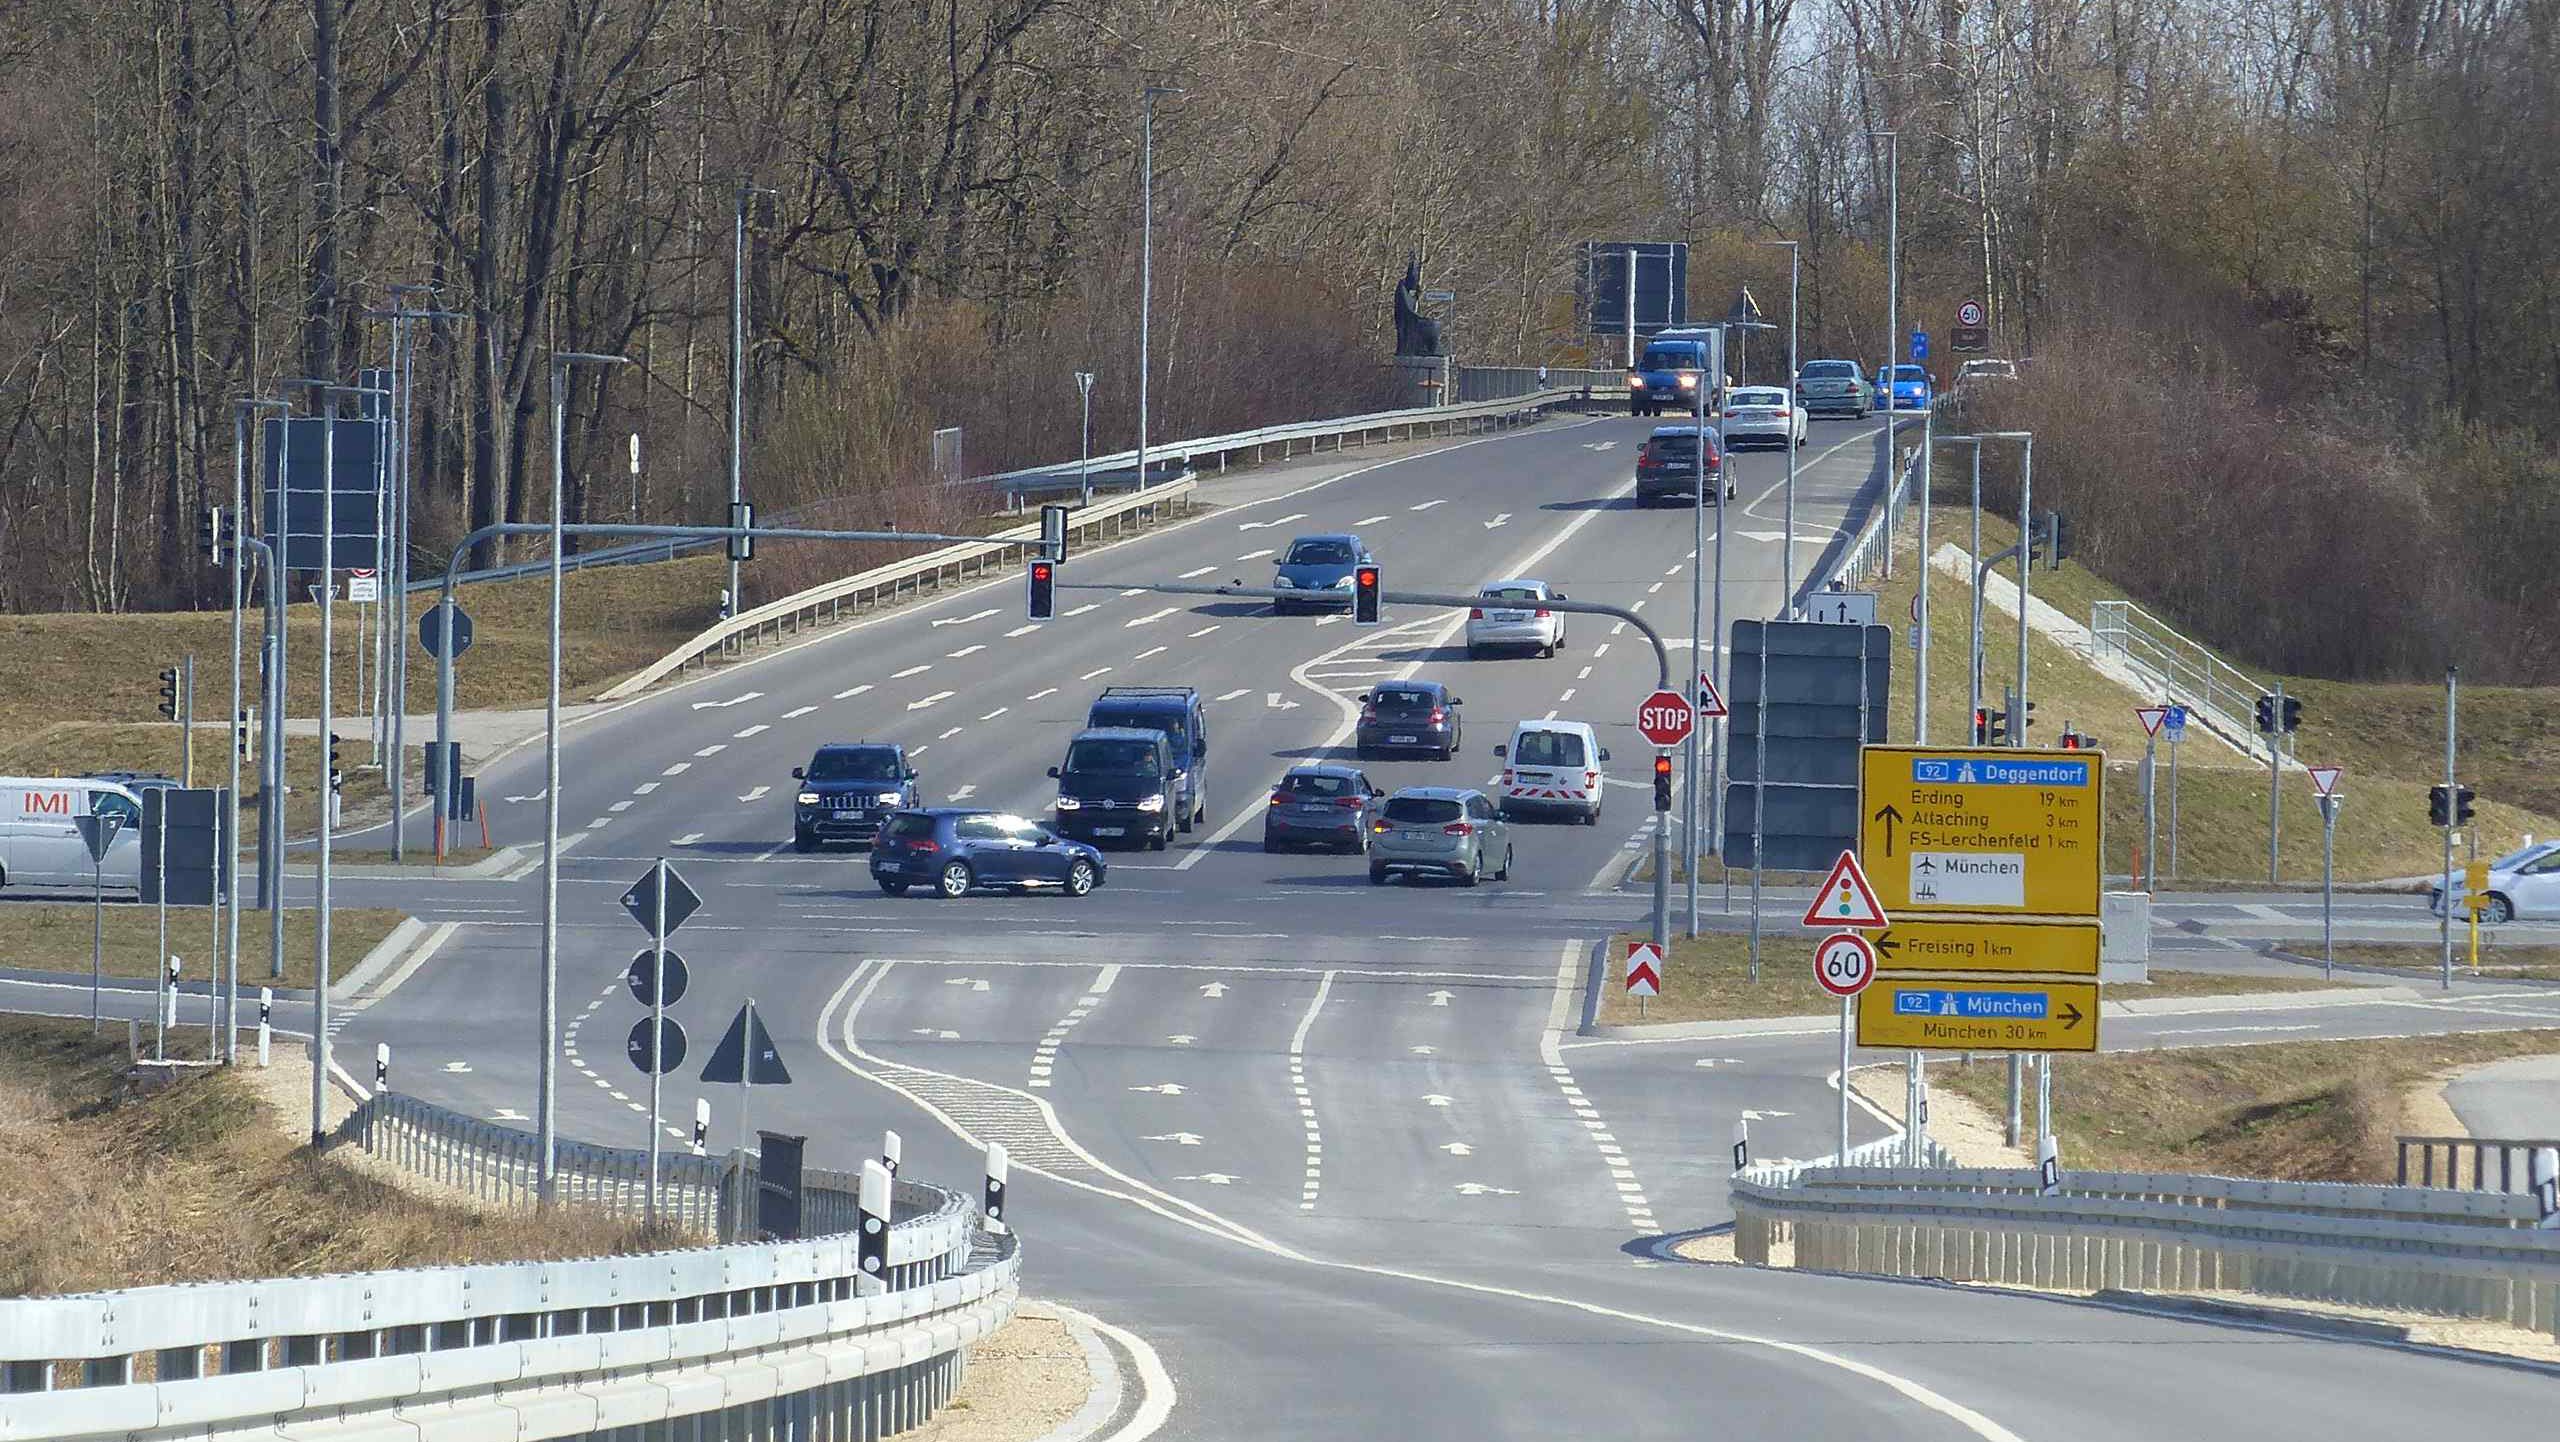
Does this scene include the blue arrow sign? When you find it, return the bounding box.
[1910,330,1930,361]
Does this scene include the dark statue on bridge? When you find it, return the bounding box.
[1393,258,1443,357]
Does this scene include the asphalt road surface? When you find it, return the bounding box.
[39,410,2560,1439]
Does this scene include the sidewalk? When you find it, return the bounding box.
[2444,1054,2560,1141]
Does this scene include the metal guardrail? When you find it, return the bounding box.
[1745,1132,1957,1189]
[2399,1134,2560,1194]
[1798,439,1922,613]
[595,479,1200,702]
[2087,597,2291,764]
[1731,1162,2560,1335]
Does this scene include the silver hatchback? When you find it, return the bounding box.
[1367,787,1512,887]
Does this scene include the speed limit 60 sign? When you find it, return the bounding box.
[1814,932,1877,998]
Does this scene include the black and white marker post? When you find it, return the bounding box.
[882,1129,902,1179]
[857,1158,893,1292]
[984,1141,1010,1236]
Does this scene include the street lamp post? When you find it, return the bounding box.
[1874,129,1899,428]
[1139,86,1182,495]
[542,350,631,1202]
[730,183,775,645]
[228,396,287,1063]
[1075,370,1096,506]
[1758,241,1801,611]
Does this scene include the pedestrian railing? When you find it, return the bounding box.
[1731,1162,2560,1336]
[2087,598,2291,763]
[2398,1134,2560,1195]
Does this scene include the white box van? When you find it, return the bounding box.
[1491,722,1611,824]
[0,777,146,893]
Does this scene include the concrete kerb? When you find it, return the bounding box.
[330,917,461,1003]
[1031,1305,1125,1442]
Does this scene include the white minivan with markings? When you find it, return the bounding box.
[1490,722,1610,825]
[0,777,145,892]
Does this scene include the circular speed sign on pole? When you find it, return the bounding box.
[1814,931,1878,998]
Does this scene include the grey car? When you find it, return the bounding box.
[1262,764,1385,853]
[1367,786,1512,887]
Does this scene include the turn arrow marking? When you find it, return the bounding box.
[1483,513,1510,530]
[1131,1083,1188,1095]
[689,691,763,710]
[907,691,955,711]
[1439,1141,1473,1156]
[738,785,769,803]
[1145,1132,1205,1146]
[1453,1182,1516,1196]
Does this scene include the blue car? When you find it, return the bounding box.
[1880,364,1933,411]
[871,808,1107,898]
[1272,533,1372,614]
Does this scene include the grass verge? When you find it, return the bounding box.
[2308,941,2560,984]
[0,905,407,992]
[1936,1029,2560,1182]
[1595,933,2340,1025]
[0,1015,654,1296]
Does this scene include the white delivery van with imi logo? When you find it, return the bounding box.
[0,777,147,893]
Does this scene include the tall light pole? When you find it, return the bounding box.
[1874,130,1899,422]
[1758,241,1801,611]
[228,396,287,1063]
[1075,370,1096,505]
[370,285,457,862]
[730,182,774,641]
[542,350,630,1201]
[1938,435,1985,731]
[1139,85,1182,494]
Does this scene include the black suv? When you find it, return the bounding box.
[791,743,920,850]
[1634,425,1734,507]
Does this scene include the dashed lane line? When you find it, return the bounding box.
[1289,970,1335,1213]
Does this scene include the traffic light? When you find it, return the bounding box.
[2255,694,2276,734]
[1026,558,1056,621]
[1985,708,2008,746]
[2280,695,2302,733]
[728,500,755,562]
[1972,709,1990,744]
[2457,786,2477,826]
[1652,753,1673,812]
[1352,564,1382,626]
[2059,727,2081,750]
[2430,784,2452,827]
[2045,512,2072,570]
[235,709,255,761]
[327,732,344,795]
[198,505,226,564]
[1040,503,1070,564]
[157,667,179,721]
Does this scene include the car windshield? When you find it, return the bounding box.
[1891,366,1929,382]
[1371,688,1434,709]
[1800,361,1856,379]
[2491,843,2556,871]
[1282,773,1357,798]
[1730,389,1787,408]
[806,748,901,781]
[1639,347,1702,370]
[1384,795,1463,823]
[1482,586,1542,603]
[1285,540,1355,565]
[1513,731,1587,768]
[1089,707,1185,745]
[1065,738,1160,774]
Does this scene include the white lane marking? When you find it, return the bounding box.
[1213,688,1250,702]
[947,644,986,659]
[1125,607,1178,627]
[782,705,817,719]
[633,782,658,795]
[1235,548,1275,561]
[672,832,704,845]
[693,744,725,757]
[738,786,769,803]
[585,817,613,829]
[1646,581,1663,594]
[689,691,762,710]
[1093,964,1122,994]
[1483,513,1510,529]
[907,691,955,711]
[608,801,633,812]
[1081,667,1113,680]
[1065,603,1101,617]
[734,723,769,738]
[1199,981,1228,997]
[892,664,932,678]
[1006,624,1042,638]
[1409,499,1447,511]
[938,727,963,740]
[1178,566,1218,579]
[1289,972,1335,1206]
[1237,512,1308,531]
[835,684,873,700]
[1558,688,1576,702]
[979,707,1010,722]
[931,607,1000,628]
[1426,989,1453,1007]
[948,784,978,802]
[1577,666,1593,680]
[1354,515,1389,525]
[1189,625,1221,638]
[1119,588,1147,597]
[1026,687,1059,702]
[1145,1132,1205,1146]
[1133,646,1167,661]
[1314,615,1343,626]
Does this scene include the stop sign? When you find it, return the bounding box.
[1635,690,1695,747]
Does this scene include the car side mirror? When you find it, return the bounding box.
[1047,766,1062,779]
[1449,697,1463,705]
[905,766,919,779]
[1357,694,1370,703]
[1599,747,1613,762]
[791,766,805,779]
[1193,739,1207,758]
[1492,744,1507,758]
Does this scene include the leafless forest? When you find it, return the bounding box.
[0,0,2549,676]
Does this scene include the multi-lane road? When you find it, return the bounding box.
[101,408,2560,1437]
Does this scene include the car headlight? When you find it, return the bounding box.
[1333,575,1355,588]
[1678,374,1698,388]
[1274,575,1296,588]
[1628,375,1644,388]
[876,791,905,805]
[1055,796,1082,811]
[1136,794,1166,812]
[796,791,821,805]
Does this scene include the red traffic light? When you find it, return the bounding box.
[1653,753,1674,779]
[1355,566,1378,586]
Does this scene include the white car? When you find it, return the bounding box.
[2429,841,2560,923]
[1492,720,1609,824]
[1718,386,1807,449]
[1466,580,1567,658]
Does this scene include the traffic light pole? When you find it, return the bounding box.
[2267,680,2287,884]
[2442,667,2457,990]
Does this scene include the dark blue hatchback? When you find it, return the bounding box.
[870,808,1108,899]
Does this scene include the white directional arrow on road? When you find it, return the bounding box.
[1175,1172,1239,1185]
[505,789,546,803]
[1453,1182,1517,1196]
[1421,1094,1453,1108]
[1693,1057,1742,1069]
[1237,512,1308,531]
[672,833,705,846]
[491,1108,529,1121]
[1439,1141,1473,1156]
[907,691,954,711]
[1145,1132,1205,1146]
[1740,1109,1795,1120]
[1166,1034,1195,1046]
[690,691,764,710]
[443,1061,472,1073]
[739,786,769,803]
[1265,693,1300,710]
[1132,1083,1188,1095]
[1581,440,1618,451]
[947,785,977,802]
[1199,982,1228,998]
[931,608,1000,627]
[942,977,991,992]
[1426,989,1453,1007]
[1483,513,1510,530]
[1410,1045,1436,1056]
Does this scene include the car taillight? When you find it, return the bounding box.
[1428,707,1446,722]
[1443,822,1474,836]
[1271,790,1292,806]
[910,839,940,853]
[1532,608,1550,619]
[1636,443,1653,465]
[1468,607,1485,619]
[1372,821,1391,833]
[1334,795,1367,810]
[1706,453,1721,470]
[1360,706,1377,721]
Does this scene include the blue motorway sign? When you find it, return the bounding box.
[1906,756,2091,787]
[1894,988,2048,1019]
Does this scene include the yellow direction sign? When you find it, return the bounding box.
[1860,746,2103,917]
[1872,918,2101,978]
[1854,977,2101,1053]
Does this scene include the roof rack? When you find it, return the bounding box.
[1095,686,1195,699]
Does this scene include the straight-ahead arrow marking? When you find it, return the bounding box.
[1200,982,1228,997]
[739,785,769,803]
[907,691,954,711]
[1454,1181,1517,1196]
[1483,513,1511,530]
[506,789,546,803]
[1145,1132,1205,1146]
[1131,1083,1188,1095]
[1175,1172,1238,1184]
[948,785,977,802]
[1426,989,1453,1007]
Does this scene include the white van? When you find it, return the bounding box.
[0,777,146,893]
[1490,722,1610,824]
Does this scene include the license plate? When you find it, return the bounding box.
[1093,826,1125,837]
[1388,734,1419,744]
[1491,611,1529,622]
[1400,829,1436,841]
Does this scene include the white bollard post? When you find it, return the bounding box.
[1731,1118,1750,1172]
[692,1097,710,1156]
[984,1141,1010,1235]
[374,1042,390,1095]
[257,987,272,1068]
[2534,1147,2558,1228]
[2038,1134,2062,1197]
[883,1129,902,1178]
[163,956,182,1041]
[856,1158,893,1292]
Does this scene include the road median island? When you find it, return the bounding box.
[0,902,406,993]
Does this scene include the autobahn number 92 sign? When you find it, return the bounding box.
[1814,931,1877,998]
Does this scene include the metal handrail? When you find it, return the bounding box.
[2398,1134,2560,1194]
[2087,597,2292,764]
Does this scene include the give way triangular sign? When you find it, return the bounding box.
[2135,706,2167,737]
[2307,766,2342,798]
[1802,851,1890,930]
[1695,672,1729,719]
